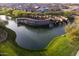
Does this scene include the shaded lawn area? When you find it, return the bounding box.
[0,26,79,56]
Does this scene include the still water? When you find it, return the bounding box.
[0,15,65,50]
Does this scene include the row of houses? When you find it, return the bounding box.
[0,3,70,12]
[16,15,68,28]
[26,15,68,21]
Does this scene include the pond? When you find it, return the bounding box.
[0,15,65,50]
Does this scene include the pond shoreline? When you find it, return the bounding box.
[0,27,7,43]
[0,15,79,56]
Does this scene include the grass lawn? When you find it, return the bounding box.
[0,26,79,56]
[45,35,79,56]
[0,26,43,56]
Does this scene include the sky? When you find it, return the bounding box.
[0,0,79,3]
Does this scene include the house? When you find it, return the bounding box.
[36,7,48,12]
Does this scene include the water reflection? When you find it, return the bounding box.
[0,15,65,50]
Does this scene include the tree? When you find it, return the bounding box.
[63,11,72,17]
[12,10,27,17]
[0,7,13,15]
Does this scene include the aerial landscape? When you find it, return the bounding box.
[0,3,79,56]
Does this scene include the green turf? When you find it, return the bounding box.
[45,35,79,56]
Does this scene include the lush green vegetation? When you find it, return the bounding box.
[12,10,27,17]
[0,28,79,56]
[0,24,79,56]
[0,26,44,56]
[0,7,72,18]
[45,19,79,56]
[0,7,79,56]
[0,8,13,15]
[45,35,79,56]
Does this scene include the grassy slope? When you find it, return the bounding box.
[45,35,79,56]
[0,27,43,56]
[0,26,79,56]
